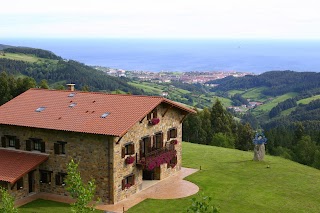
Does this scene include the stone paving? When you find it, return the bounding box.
[96,167,199,212]
[16,167,199,213]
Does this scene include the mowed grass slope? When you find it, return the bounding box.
[129,142,320,213]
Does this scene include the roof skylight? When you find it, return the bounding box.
[69,103,77,108]
[100,112,110,118]
[68,93,75,97]
[35,107,46,112]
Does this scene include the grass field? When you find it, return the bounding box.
[255,92,298,112]
[0,53,40,63]
[297,94,320,105]
[128,142,320,213]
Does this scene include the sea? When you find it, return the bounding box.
[1,38,320,74]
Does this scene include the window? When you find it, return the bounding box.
[17,178,23,190]
[69,103,77,108]
[140,136,152,158]
[40,170,52,184]
[34,141,42,151]
[147,108,158,120]
[122,143,135,158]
[26,139,45,153]
[35,107,46,112]
[167,128,178,141]
[68,93,75,97]
[154,132,163,149]
[100,112,110,118]
[122,174,135,190]
[54,141,67,155]
[1,136,20,149]
[55,172,67,186]
[0,181,7,189]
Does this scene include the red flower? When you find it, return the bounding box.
[172,139,178,145]
[126,156,135,164]
[150,118,160,125]
[125,183,132,189]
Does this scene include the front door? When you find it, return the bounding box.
[28,171,34,193]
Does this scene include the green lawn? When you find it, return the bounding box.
[128,142,320,213]
[19,199,103,213]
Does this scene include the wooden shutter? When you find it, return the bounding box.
[26,140,31,151]
[160,132,164,147]
[131,143,135,154]
[54,143,60,154]
[55,174,61,185]
[122,179,125,190]
[147,137,152,152]
[139,140,144,158]
[15,139,20,149]
[167,130,170,141]
[147,113,151,120]
[1,137,6,148]
[41,141,46,153]
[132,174,135,185]
[152,135,156,149]
[153,108,157,118]
[174,128,178,138]
[121,147,125,158]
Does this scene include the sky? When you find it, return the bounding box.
[1,0,320,39]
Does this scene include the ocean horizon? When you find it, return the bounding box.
[1,38,320,74]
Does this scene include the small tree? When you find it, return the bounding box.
[0,187,18,213]
[65,159,98,213]
[187,193,219,213]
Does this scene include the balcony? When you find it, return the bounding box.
[137,144,177,170]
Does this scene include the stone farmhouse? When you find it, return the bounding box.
[0,88,195,204]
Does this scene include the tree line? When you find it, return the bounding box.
[183,99,254,151]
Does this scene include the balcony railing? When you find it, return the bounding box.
[137,143,177,170]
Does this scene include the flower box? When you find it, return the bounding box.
[171,139,178,145]
[125,183,132,189]
[149,118,160,125]
[125,155,135,164]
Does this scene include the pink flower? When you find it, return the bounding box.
[126,156,135,164]
[150,118,160,125]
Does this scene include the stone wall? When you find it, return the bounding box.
[0,125,113,203]
[112,103,184,203]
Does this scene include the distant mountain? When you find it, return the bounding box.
[0,46,144,94]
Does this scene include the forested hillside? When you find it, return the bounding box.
[209,71,320,96]
[0,47,143,94]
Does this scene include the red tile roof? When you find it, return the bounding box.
[0,89,195,136]
[0,149,48,183]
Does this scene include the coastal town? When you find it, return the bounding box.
[93,66,253,85]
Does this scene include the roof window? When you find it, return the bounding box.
[100,112,110,118]
[68,93,75,97]
[35,107,46,112]
[69,103,77,108]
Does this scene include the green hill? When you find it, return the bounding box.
[128,142,320,213]
[0,46,143,94]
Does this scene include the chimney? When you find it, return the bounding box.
[67,84,75,91]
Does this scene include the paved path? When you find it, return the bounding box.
[96,167,199,212]
[16,167,199,213]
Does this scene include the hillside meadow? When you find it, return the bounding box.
[128,142,320,213]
